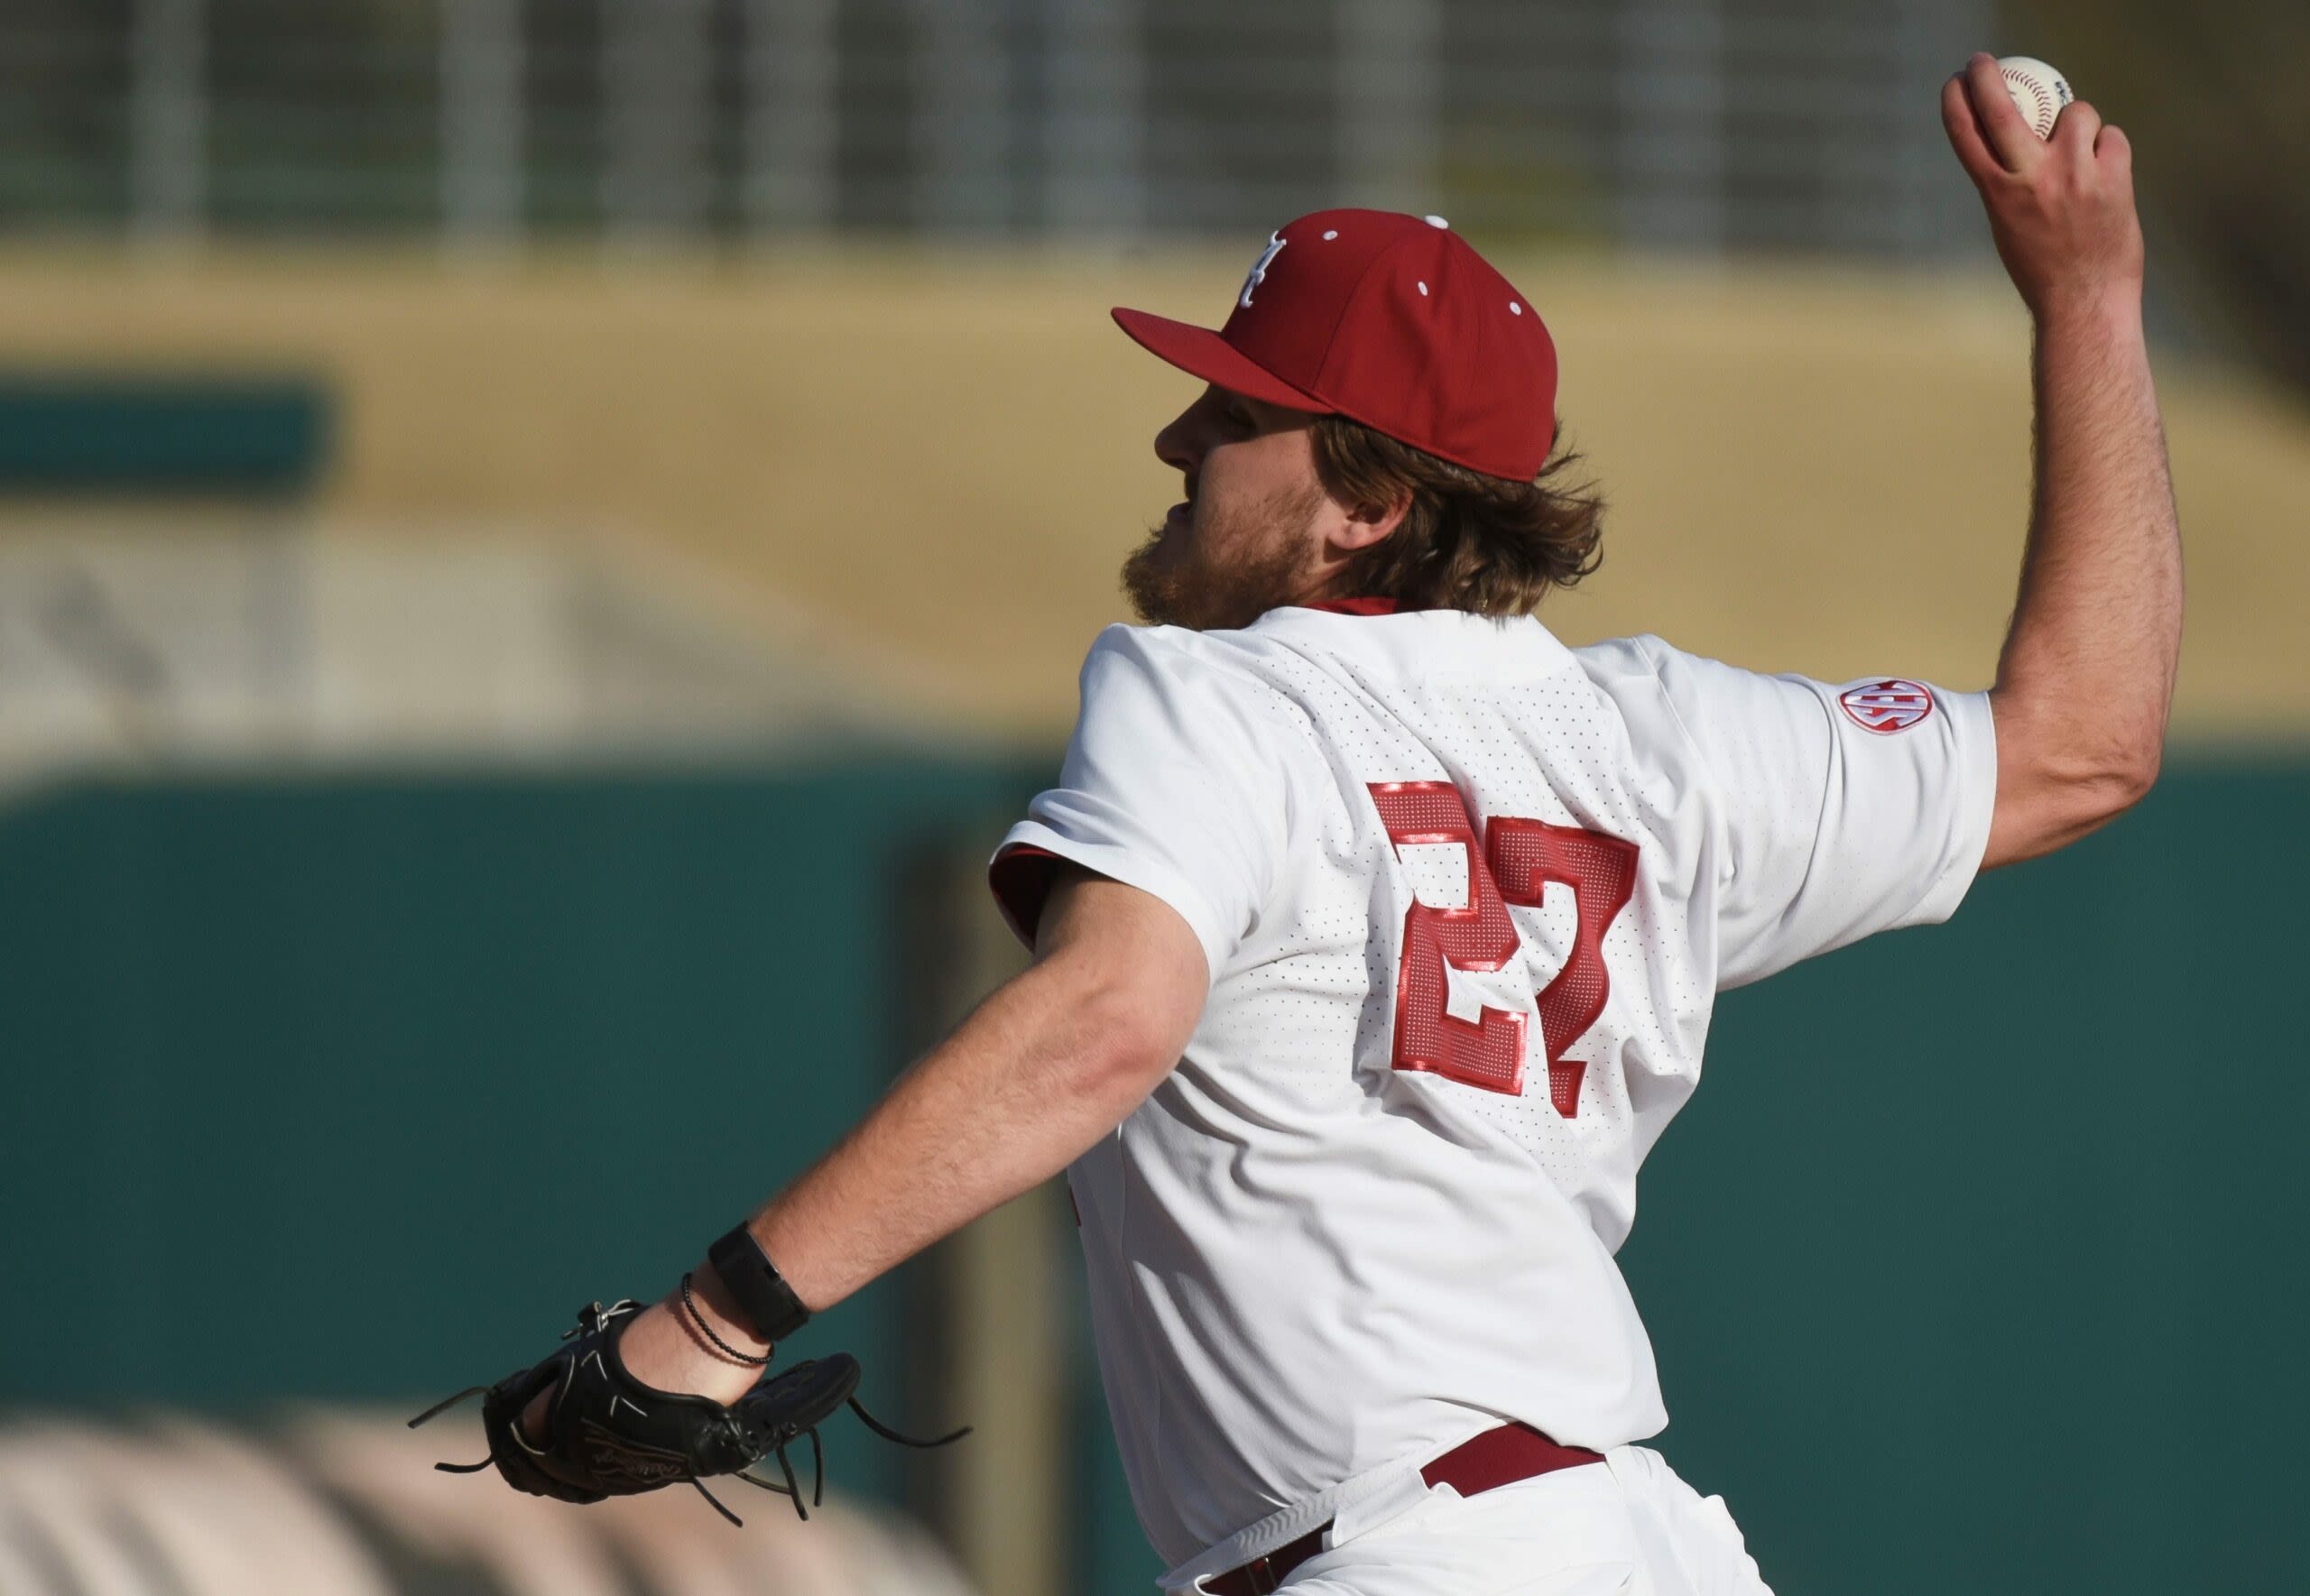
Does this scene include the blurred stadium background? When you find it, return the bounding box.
[1,2,2303,1593]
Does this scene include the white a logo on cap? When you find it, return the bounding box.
[1239,231,1286,308]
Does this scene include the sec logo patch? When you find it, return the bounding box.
[1840,679,1935,734]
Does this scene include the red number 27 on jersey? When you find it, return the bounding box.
[1369,782,1638,1119]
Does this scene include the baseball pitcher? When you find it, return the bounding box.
[423,55,2178,1595]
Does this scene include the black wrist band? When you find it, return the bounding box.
[707,1223,811,1344]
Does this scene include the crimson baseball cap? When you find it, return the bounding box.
[1113,208,1558,481]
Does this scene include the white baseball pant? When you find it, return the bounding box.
[1269,1446,1773,1596]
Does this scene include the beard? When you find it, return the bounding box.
[1121,478,1326,632]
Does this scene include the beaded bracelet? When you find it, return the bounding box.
[679,1271,772,1367]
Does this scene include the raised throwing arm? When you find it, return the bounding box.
[1941,54,2182,869]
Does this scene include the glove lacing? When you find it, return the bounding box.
[411,1299,969,1527]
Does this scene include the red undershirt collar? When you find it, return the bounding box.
[1301,597,1402,616]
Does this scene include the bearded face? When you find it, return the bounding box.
[1122,475,1326,632]
[1126,386,1334,632]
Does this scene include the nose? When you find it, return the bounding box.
[1153,404,1200,477]
[1153,385,1221,477]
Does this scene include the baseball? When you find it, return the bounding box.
[1998,55,2074,140]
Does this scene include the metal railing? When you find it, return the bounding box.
[0,0,1990,252]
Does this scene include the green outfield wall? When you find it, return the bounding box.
[1613,755,2307,1596]
[4,759,2304,1593]
[0,758,1038,1514]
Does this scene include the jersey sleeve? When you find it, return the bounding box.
[988,625,1290,983]
[1632,637,1998,989]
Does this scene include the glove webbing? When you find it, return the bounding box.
[411,1303,968,1527]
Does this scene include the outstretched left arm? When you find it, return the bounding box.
[580,867,1205,1411]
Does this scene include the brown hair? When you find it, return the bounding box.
[1308,415,1604,615]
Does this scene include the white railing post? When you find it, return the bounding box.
[1337,0,1440,214]
[1042,0,1142,239]
[1613,0,1725,255]
[744,0,838,235]
[441,0,526,248]
[1895,0,1984,257]
[602,0,713,242]
[130,0,206,241]
[912,0,1012,235]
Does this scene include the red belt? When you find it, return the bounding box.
[1205,1424,1603,1596]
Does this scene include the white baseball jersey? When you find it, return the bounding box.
[987,604,1995,1573]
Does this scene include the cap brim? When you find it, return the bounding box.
[1111,308,1332,413]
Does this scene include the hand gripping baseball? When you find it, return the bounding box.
[410,1299,968,1525]
[1941,52,2143,318]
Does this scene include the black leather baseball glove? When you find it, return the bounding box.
[410,1299,965,1525]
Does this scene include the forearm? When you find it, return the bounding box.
[726,874,1203,1322]
[632,962,1166,1400]
[746,963,1155,1314]
[2000,292,2180,745]
[1985,291,2181,860]
[535,874,1204,1420]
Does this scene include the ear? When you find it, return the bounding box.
[1328,491,1410,556]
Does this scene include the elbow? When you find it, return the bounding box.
[1021,877,1208,1114]
[2037,732,2164,843]
[1080,989,1188,1097]
[1049,974,1193,1113]
[2103,740,2163,815]
[1988,692,2167,866]
[2075,706,2167,819]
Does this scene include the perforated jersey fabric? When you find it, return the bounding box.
[989,606,1995,1574]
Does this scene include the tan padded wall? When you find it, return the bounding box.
[2,247,2299,741]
